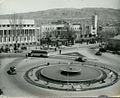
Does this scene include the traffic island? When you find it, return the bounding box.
[24,61,119,91]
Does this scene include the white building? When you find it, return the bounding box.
[39,23,81,39]
[0,19,37,46]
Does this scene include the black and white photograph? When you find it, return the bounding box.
[0,0,120,97]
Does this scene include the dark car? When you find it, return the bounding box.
[99,48,106,52]
[21,46,27,50]
[75,57,87,62]
[95,51,102,56]
[7,66,16,75]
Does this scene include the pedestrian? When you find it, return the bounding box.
[55,48,57,51]
[99,79,105,84]
[25,54,28,58]
[59,50,61,54]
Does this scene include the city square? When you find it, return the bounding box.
[0,0,120,97]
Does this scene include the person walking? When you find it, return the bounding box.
[59,49,61,54]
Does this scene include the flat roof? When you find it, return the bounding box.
[0,19,35,24]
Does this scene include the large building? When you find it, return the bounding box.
[39,23,82,39]
[0,19,37,47]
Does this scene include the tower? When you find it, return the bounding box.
[91,14,98,36]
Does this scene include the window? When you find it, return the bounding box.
[9,30,11,35]
[4,30,7,35]
[7,25,10,27]
[31,25,34,27]
[0,37,1,43]
[3,25,6,27]
[9,37,10,42]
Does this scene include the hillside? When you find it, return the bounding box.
[0,8,120,25]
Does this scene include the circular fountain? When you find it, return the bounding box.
[24,62,118,91]
[40,65,106,83]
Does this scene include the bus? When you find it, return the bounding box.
[28,50,49,57]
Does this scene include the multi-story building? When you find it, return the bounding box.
[39,23,82,39]
[0,19,37,47]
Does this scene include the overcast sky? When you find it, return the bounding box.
[0,0,120,15]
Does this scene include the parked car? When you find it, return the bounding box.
[7,66,16,75]
[21,46,27,50]
[75,57,87,62]
[99,47,106,52]
[95,51,102,56]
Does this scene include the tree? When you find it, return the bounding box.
[9,13,23,51]
[64,24,76,45]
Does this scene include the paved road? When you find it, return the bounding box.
[0,44,120,97]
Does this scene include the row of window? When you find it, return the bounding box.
[0,36,35,42]
[0,24,34,27]
[42,27,82,31]
[0,29,35,36]
[4,42,35,47]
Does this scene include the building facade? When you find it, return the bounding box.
[0,19,37,47]
[39,23,82,39]
[0,14,98,47]
[38,14,98,42]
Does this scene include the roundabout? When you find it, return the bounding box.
[24,61,118,91]
[0,46,120,97]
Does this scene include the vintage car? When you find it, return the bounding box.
[75,57,87,62]
[7,66,16,75]
[95,51,102,56]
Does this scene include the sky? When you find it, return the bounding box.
[0,0,120,15]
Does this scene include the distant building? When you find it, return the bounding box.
[38,15,98,42]
[39,23,81,39]
[0,19,37,47]
[107,35,120,50]
[102,24,120,34]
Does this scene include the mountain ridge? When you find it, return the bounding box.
[0,8,120,25]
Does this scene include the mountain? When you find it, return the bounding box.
[0,8,120,25]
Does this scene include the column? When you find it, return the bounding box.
[7,30,9,44]
[23,29,25,43]
[0,30,1,43]
[2,30,4,44]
